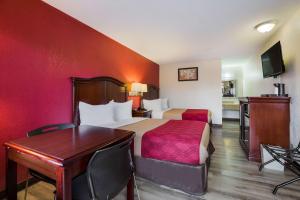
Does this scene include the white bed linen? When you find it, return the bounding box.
[151,108,171,119]
[100,117,147,129]
[79,101,115,126]
[110,100,133,121]
[100,117,210,164]
[152,108,212,123]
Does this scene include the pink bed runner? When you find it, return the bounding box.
[182,109,209,122]
[141,120,206,165]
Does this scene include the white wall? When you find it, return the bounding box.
[243,8,300,146]
[160,60,222,125]
[243,55,274,96]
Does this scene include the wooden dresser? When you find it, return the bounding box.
[239,97,290,162]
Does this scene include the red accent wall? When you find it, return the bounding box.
[128,96,141,109]
[0,0,159,191]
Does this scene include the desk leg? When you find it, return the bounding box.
[56,167,72,200]
[6,149,17,200]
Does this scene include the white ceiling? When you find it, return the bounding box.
[43,0,300,66]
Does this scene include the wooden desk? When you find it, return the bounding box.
[4,125,135,200]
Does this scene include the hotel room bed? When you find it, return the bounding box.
[142,85,212,124]
[151,108,212,123]
[71,76,214,195]
[101,117,212,194]
[102,117,210,164]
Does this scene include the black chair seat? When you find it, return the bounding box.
[72,134,135,200]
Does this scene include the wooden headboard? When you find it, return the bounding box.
[72,76,127,125]
[143,84,159,100]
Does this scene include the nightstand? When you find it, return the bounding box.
[132,109,152,118]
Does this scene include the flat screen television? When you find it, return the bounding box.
[261,41,285,78]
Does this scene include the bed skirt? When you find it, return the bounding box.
[135,155,210,195]
[135,140,214,195]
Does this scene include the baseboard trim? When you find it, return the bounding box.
[222,118,240,122]
[0,178,37,199]
[212,124,223,128]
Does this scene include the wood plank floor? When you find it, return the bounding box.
[15,121,300,199]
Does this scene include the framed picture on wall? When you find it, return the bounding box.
[178,67,198,81]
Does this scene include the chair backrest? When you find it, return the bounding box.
[87,135,135,200]
[27,123,75,137]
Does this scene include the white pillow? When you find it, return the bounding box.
[161,98,169,110]
[143,99,162,111]
[79,102,115,126]
[110,100,133,121]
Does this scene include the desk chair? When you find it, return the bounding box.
[24,123,75,200]
[72,134,140,200]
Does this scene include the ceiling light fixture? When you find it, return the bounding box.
[255,20,276,33]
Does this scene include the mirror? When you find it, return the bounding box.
[222,80,236,97]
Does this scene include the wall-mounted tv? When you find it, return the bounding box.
[261,41,285,78]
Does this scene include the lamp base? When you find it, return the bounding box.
[137,107,147,111]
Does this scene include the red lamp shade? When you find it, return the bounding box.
[128,96,141,109]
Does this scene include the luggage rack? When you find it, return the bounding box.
[259,143,300,194]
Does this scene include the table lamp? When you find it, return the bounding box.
[131,82,142,95]
[140,84,148,96]
[130,82,148,110]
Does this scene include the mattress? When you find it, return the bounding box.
[102,117,210,164]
